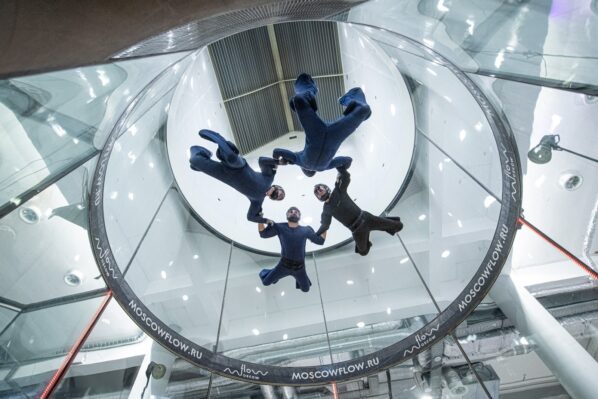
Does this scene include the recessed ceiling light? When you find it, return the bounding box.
[356,321,365,328]
[584,94,598,104]
[255,287,262,293]
[160,270,167,279]
[64,270,83,286]
[193,254,199,260]
[19,207,40,224]
[441,250,450,258]
[252,328,260,336]
[386,307,392,315]
[280,291,285,297]
[346,280,354,285]
[371,267,375,273]
[283,333,288,340]
[559,171,583,191]
[418,214,427,221]
[182,294,189,301]
[400,257,409,264]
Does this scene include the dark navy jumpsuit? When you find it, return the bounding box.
[258,223,325,292]
[189,129,278,223]
[273,73,372,177]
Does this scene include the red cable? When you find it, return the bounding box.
[39,292,113,399]
[518,217,598,280]
[331,381,340,399]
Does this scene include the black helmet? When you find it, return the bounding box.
[286,206,301,223]
[313,184,331,202]
[269,185,285,201]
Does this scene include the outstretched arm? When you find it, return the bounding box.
[259,222,278,238]
[307,226,326,245]
[316,205,332,236]
[258,156,279,177]
[336,167,351,193]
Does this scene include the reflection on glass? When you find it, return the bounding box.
[390,136,501,313]
[0,52,191,210]
[316,240,437,362]
[375,36,502,198]
[349,0,598,87]
[0,296,103,397]
[0,307,18,335]
[0,156,105,304]
[219,249,331,366]
[0,66,125,207]
[51,298,145,399]
[101,53,193,272]
[125,191,230,349]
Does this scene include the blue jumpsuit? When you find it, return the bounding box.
[259,223,325,292]
[189,129,277,223]
[273,73,372,177]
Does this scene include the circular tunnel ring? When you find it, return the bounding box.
[89,26,521,385]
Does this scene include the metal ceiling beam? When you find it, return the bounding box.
[491,274,598,399]
[267,25,295,133]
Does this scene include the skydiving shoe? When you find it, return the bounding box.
[198,129,245,168]
[259,269,278,285]
[289,73,318,112]
[189,146,212,171]
[385,217,404,235]
[301,167,316,177]
[339,87,372,120]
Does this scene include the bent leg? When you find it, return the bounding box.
[189,146,220,173]
[328,103,372,142]
[352,219,372,256]
[199,129,245,169]
[293,269,312,292]
[291,93,326,134]
[362,212,403,235]
[260,262,289,286]
[328,156,352,170]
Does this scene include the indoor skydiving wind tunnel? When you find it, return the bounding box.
[1,0,598,398]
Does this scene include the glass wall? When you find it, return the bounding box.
[1,4,597,398]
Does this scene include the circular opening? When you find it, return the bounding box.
[559,171,583,191]
[19,207,40,224]
[90,21,521,385]
[64,270,83,286]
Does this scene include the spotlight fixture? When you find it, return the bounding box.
[528,134,598,165]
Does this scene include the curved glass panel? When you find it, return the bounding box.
[348,0,598,88]
[0,53,188,211]
[0,157,104,304]
[90,20,519,385]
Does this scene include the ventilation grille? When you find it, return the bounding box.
[209,21,345,154]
